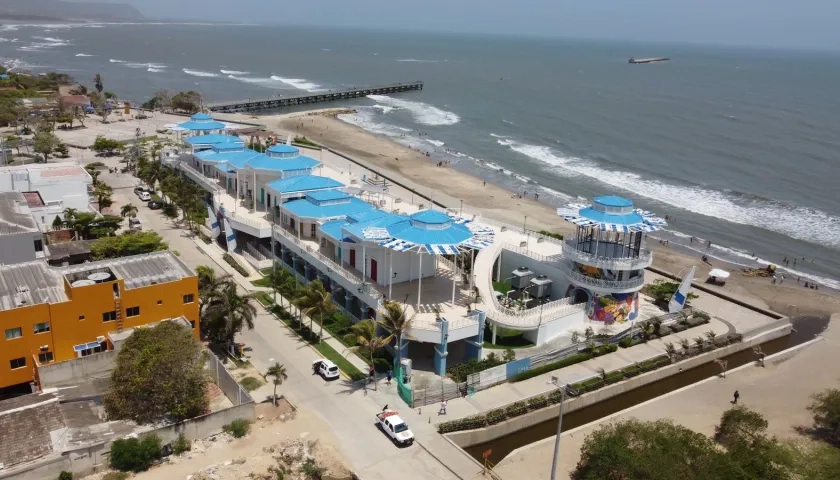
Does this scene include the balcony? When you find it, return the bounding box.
[565,267,645,293]
[176,160,224,193]
[562,240,653,270]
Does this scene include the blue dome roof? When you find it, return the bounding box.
[594,195,633,208]
[410,210,452,224]
[387,210,472,245]
[267,144,299,155]
[191,113,213,121]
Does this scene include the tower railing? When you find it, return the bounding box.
[562,240,652,270]
[564,267,645,290]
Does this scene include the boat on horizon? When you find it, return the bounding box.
[629,56,669,64]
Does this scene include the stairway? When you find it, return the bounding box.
[114,297,123,331]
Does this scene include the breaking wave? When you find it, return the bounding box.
[183,69,219,78]
[366,95,459,126]
[269,76,321,91]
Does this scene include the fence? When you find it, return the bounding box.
[206,349,254,406]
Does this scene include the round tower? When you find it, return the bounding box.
[560,195,666,324]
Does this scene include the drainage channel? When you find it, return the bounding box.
[464,315,828,465]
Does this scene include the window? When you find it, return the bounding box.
[189,320,196,329]
[79,315,85,321]
[33,322,50,334]
[310,223,316,237]
[102,311,117,322]
[157,300,163,305]
[74,342,104,358]
[10,357,25,369]
[38,352,54,363]
[34,239,43,252]
[183,294,195,304]
[126,306,140,317]
[5,327,22,340]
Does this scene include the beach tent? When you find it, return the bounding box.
[707,268,730,286]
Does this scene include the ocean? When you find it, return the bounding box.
[3,22,840,289]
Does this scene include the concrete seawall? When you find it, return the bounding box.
[445,319,791,449]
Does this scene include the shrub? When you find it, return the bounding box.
[657,326,673,337]
[162,203,178,218]
[172,433,191,455]
[619,337,633,348]
[437,415,486,433]
[486,408,507,425]
[103,473,129,480]
[110,434,162,472]
[505,401,529,417]
[223,253,250,276]
[527,395,549,410]
[511,353,591,382]
[538,230,564,241]
[373,357,391,374]
[446,356,506,383]
[240,376,263,391]
[604,371,624,384]
[58,472,73,480]
[223,419,251,438]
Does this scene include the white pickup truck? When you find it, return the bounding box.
[312,359,340,380]
[375,410,414,446]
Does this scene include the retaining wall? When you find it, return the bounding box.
[38,350,118,388]
[446,319,791,448]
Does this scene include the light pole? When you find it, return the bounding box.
[549,376,566,480]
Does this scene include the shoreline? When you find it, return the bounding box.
[214,109,840,318]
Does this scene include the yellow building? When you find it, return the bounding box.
[0,251,199,390]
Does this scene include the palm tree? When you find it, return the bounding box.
[120,204,138,222]
[269,267,295,308]
[300,281,334,343]
[263,362,288,406]
[693,336,706,351]
[93,183,113,212]
[345,319,388,391]
[705,330,717,343]
[679,338,690,352]
[664,342,677,361]
[205,281,258,345]
[596,367,607,381]
[196,266,231,324]
[377,301,414,373]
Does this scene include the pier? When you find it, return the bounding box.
[206,81,424,113]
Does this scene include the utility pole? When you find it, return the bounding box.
[549,377,566,480]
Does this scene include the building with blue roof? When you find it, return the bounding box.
[177,112,228,136]
[265,175,345,202]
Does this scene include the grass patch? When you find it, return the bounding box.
[251,277,271,288]
[293,136,321,148]
[255,291,273,307]
[239,376,263,391]
[492,281,512,294]
[538,230,564,241]
[511,352,592,382]
[482,325,534,349]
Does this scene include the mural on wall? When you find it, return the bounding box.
[573,263,619,281]
[587,292,639,324]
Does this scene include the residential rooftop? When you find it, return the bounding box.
[0,191,39,236]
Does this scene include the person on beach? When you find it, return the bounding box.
[483,181,486,187]
[386,369,393,386]
[733,390,740,404]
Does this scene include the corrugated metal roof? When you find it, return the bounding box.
[0,191,39,236]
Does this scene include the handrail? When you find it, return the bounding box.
[176,160,224,192]
[565,267,645,290]
[562,240,652,270]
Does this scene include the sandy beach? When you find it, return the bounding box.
[214,109,840,319]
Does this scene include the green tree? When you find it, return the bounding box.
[103,322,209,424]
[264,362,288,407]
[51,215,63,230]
[0,97,24,127]
[89,91,110,123]
[808,388,840,446]
[72,105,85,127]
[645,278,699,305]
[92,135,122,156]
[715,405,769,446]
[196,265,231,325]
[93,73,103,93]
[141,89,171,111]
[345,319,388,391]
[93,182,113,212]
[109,434,162,472]
[298,280,334,342]
[56,111,74,128]
[204,281,258,345]
[377,300,414,372]
[120,203,138,220]
[572,419,747,480]
[170,91,202,113]
[89,231,168,259]
[53,143,69,158]
[33,130,59,162]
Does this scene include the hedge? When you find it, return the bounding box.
[222,253,250,276]
[511,352,592,382]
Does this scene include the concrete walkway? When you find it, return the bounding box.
[494,315,837,480]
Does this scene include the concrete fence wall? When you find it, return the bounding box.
[446,320,791,448]
[38,350,118,388]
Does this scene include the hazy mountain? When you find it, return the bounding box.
[0,0,145,22]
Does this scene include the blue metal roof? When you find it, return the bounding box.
[282,196,373,220]
[594,195,633,208]
[577,207,644,226]
[245,155,319,172]
[191,113,213,121]
[212,142,246,152]
[307,190,350,202]
[266,175,344,194]
[319,219,354,243]
[386,210,472,245]
[200,149,262,167]
[267,144,299,155]
[178,120,226,131]
[185,134,243,146]
[346,210,391,223]
[343,211,406,240]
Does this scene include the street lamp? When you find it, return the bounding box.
[549,376,566,480]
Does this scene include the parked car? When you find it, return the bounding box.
[138,191,152,202]
[128,217,142,230]
[375,410,414,446]
[147,200,162,210]
[312,359,340,380]
[134,186,151,196]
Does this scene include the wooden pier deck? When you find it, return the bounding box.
[206,81,424,113]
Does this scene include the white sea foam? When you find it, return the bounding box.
[183,69,219,78]
[227,75,283,88]
[367,94,459,126]
[372,104,397,114]
[397,59,439,63]
[126,62,165,69]
[2,58,32,71]
[75,53,94,57]
[497,138,840,249]
[269,76,321,91]
[109,59,125,63]
[31,36,67,43]
[220,69,249,75]
[426,139,445,147]
[147,67,164,73]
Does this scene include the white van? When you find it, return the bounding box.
[138,191,152,202]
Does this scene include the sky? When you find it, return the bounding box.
[85,0,840,50]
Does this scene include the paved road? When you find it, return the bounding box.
[99,159,462,480]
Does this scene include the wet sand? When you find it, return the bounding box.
[218,109,840,319]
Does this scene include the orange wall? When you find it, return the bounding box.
[0,276,199,389]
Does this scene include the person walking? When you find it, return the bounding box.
[439,398,447,415]
[386,369,393,386]
[733,390,740,404]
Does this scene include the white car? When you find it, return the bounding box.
[312,359,340,380]
[138,191,152,202]
[376,410,414,446]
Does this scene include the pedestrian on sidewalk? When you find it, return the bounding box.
[439,398,447,415]
[733,390,740,404]
[369,364,375,383]
[386,369,393,386]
